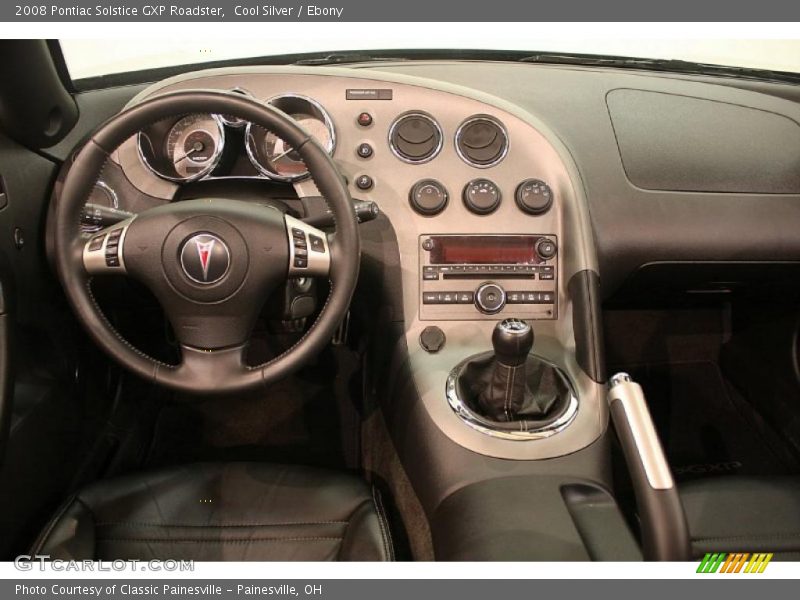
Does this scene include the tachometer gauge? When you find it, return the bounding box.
[138,113,225,182]
[245,94,335,182]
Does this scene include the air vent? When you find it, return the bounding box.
[389,113,443,164]
[456,116,509,168]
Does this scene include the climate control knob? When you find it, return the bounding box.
[463,179,501,215]
[410,179,448,216]
[475,282,506,314]
[515,179,553,215]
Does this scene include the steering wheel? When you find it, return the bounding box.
[53,90,360,394]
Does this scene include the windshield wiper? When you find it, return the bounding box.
[517,53,800,84]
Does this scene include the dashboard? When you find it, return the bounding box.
[53,60,800,461]
[78,68,587,331]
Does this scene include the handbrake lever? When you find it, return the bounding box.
[607,373,691,561]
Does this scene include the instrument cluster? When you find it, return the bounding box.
[136,92,335,183]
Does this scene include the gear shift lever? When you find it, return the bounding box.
[492,318,534,368]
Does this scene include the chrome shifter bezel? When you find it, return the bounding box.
[445,351,579,440]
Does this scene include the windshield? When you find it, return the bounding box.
[60,36,800,82]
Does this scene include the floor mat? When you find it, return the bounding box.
[618,361,794,482]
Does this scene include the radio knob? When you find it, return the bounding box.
[536,238,558,261]
[475,282,506,314]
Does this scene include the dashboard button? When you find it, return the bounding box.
[357,143,374,159]
[355,174,374,190]
[357,112,373,127]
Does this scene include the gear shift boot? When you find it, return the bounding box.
[453,319,573,430]
[457,353,570,426]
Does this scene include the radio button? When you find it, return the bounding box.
[422,292,439,304]
[458,292,474,304]
[423,272,439,280]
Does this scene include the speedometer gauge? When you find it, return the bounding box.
[245,94,335,182]
[138,113,225,182]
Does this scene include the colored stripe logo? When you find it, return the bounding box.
[697,552,773,573]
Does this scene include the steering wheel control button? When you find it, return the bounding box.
[410,179,448,216]
[475,282,506,314]
[179,233,231,285]
[88,235,104,252]
[357,112,373,127]
[356,174,374,190]
[285,214,331,278]
[536,238,558,261]
[463,179,502,215]
[420,326,446,353]
[516,179,554,215]
[356,143,374,159]
[309,234,325,253]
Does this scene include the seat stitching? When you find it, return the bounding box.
[335,498,371,560]
[97,520,349,527]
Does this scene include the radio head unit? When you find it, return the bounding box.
[419,234,558,321]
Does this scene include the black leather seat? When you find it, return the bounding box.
[681,476,800,561]
[32,463,394,561]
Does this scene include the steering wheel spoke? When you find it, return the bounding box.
[285,214,331,279]
[82,216,135,276]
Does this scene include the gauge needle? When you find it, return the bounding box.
[175,141,205,164]
[271,144,295,162]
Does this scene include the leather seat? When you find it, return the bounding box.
[31,462,394,561]
[681,476,800,561]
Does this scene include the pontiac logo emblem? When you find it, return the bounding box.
[180,233,230,284]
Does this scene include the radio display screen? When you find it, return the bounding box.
[429,235,541,265]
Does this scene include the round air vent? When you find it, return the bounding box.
[389,113,443,164]
[456,116,509,168]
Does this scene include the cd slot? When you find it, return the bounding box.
[442,273,535,280]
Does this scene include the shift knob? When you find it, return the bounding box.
[492,318,534,367]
